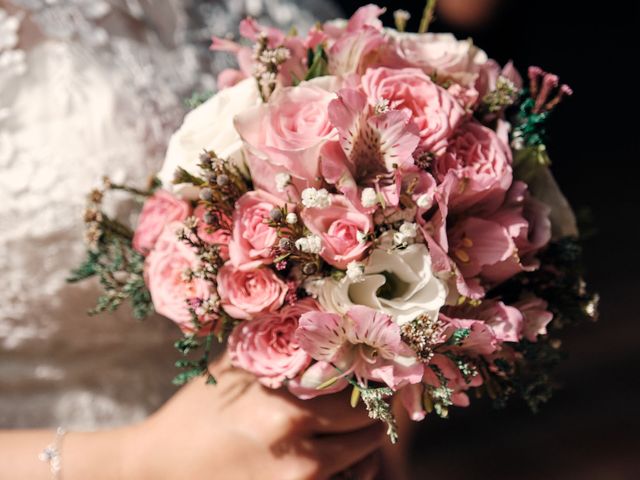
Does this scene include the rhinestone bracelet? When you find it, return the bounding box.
[38,427,66,479]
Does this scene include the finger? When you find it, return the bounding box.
[343,451,382,480]
[314,422,386,476]
[304,390,378,433]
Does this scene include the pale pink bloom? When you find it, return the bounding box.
[475,60,523,104]
[328,26,386,76]
[323,87,419,209]
[217,68,246,89]
[235,81,337,182]
[325,5,386,76]
[229,190,282,270]
[439,313,499,355]
[515,296,553,342]
[245,152,319,201]
[360,67,466,154]
[211,18,306,88]
[217,264,287,320]
[435,120,513,213]
[345,4,385,32]
[301,194,373,269]
[444,299,524,344]
[447,216,517,286]
[296,306,423,390]
[400,353,483,421]
[133,190,191,255]
[144,222,213,334]
[287,361,350,400]
[228,298,318,388]
[479,182,551,284]
[193,205,231,261]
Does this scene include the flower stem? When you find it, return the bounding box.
[419,0,437,33]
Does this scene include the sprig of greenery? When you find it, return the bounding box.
[68,204,153,319]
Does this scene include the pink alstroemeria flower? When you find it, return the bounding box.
[296,306,423,390]
[322,87,420,209]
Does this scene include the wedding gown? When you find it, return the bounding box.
[0,0,339,429]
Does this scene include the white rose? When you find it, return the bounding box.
[158,78,261,198]
[387,31,489,87]
[317,234,447,325]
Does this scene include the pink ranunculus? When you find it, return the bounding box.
[144,222,213,333]
[360,67,466,154]
[228,298,319,388]
[388,33,490,89]
[515,296,553,342]
[235,80,337,182]
[301,194,373,269]
[193,205,231,261]
[229,190,282,270]
[133,190,191,254]
[296,306,423,390]
[435,120,513,213]
[217,263,287,320]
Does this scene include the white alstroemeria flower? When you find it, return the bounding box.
[317,233,447,325]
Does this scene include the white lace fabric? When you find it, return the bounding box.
[0,0,339,429]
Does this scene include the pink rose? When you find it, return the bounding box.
[229,190,282,270]
[436,120,513,213]
[217,264,287,320]
[235,81,337,182]
[301,194,372,269]
[228,298,318,388]
[194,205,231,261]
[515,296,553,342]
[133,190,191,254]
[360,67,466,154]
[144,222,213,333]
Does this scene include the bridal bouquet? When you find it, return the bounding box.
[72,4,598,441]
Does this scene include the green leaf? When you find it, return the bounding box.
[172,369,202,386]
[304,45,329,81]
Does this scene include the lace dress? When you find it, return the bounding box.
[0,0,339,429]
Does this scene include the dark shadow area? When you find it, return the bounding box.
[339,1,639,478]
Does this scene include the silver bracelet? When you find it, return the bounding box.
[38,427,67,479]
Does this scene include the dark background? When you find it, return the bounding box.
[339,1,640,479]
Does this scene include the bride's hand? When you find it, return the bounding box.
[124,354,385,480]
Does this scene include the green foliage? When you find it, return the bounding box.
[485,237,599,411]
[185,91,213,110]
[68,219,153,319]
[360,387,398,444]
[513,95,551,147]
[304,45,329,82]
[446,328,471,347]
[172,330,218,386]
